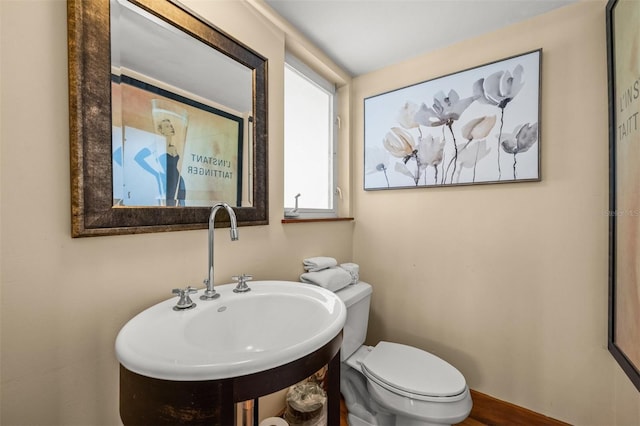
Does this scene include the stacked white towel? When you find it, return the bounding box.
[303,256,338,272]
[300,267,353,292]
[340,263,359,284]
[301,257,361,292]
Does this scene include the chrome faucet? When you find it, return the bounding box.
[200,202,239,300]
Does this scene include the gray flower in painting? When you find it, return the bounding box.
[500,122,538,155]
[366,145,392,187]
[472,64,526,180]
[414,90,474,127]
[397,101,421,129]
[366,146,391,174]
[473,65,525,109]
[500,122,538,179]
[414,90,474,184]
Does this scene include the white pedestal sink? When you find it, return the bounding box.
[116,280,347,381]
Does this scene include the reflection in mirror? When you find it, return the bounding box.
[67,0,268,237]
[110,0,254,207]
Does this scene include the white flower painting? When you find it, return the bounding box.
[364,50,541,190]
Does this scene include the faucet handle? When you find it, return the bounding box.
[232,274,253,283]
[172,286,197,295]
[172,286,198,311]
[232,274,253,293]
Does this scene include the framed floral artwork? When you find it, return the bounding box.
[364,50,541,190]
[607,0,640,392]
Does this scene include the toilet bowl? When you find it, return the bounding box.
[336,282,472,426]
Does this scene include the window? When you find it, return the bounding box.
[284,54,337,218]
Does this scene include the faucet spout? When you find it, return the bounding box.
[201,202,238,300]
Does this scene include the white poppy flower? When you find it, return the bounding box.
[457,140,491,168]
[397,101,420,129]
[365,146,391,175]
[383,127,415,158]
[416,134,445,168]
[394,161,416,180]
[461,115,497,141]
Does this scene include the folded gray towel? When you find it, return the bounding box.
[340,263,359,284]
[300,267,352,292]
[303,256,338,272]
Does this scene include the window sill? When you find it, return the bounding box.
[281,217,354,224]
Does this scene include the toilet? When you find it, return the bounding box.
[336,282,472,426]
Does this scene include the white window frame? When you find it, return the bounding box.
[284,53,338,219]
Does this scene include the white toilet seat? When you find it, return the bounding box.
[366,376,473,425]
[360,341,468,402]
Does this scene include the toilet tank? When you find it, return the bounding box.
[335,282,372,361]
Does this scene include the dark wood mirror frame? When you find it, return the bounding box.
[68,0,268,237]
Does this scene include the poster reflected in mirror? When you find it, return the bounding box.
[607,0,640,392]
[112,75,243,207]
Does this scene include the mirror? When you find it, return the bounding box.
[111,0,254,208]
[68,0,268,237]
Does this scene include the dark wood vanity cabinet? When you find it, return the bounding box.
[120,333,342,425]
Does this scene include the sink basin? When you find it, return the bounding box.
[115,280,347,381]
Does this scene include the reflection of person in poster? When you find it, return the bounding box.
[158,118,186,206]
[151,99,189,206]
[132,118,186,206]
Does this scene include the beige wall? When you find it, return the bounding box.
[0,1,352,424]
[352,1,640,424]
[2,0,640,425]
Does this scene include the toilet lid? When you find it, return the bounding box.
[361,341,466,399]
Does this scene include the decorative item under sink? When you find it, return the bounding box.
[284,380,326,426]
[364,49,541,190]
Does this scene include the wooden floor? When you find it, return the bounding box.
[340,396,349,426]
[340,389,570,426]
